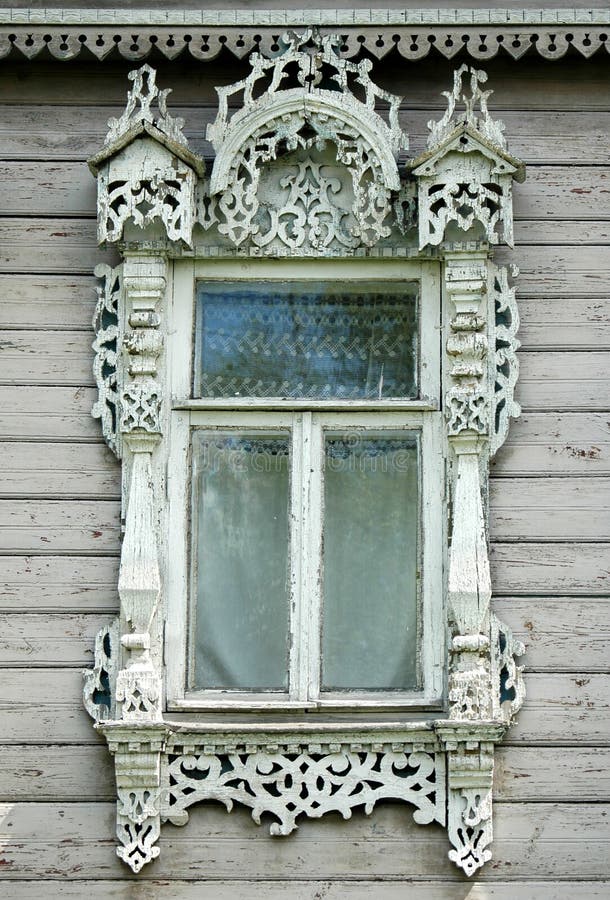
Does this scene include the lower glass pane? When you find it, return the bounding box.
[190,432,291,691]
[321,433,419,691]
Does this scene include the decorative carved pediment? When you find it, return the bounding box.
[205,28,407,250]
[88,64,204,246]
[411,65,525,249]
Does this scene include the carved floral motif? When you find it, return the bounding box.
[92,264,122,457]
[116,669,162,722]
[491,614,526,723]
[254,154,358,253]
[120,383,162,434]
[82,619,119,723]
[165,749,444,833]
[105,64,188,148]
[428,65,506,150]
[88,64,203,246]
[490,263,522,455]
[116,790,161,872]
[412,64,524,248]
[448,785,493,876]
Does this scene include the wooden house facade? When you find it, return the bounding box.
[0,4,609,897]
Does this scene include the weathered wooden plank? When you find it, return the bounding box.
[492,413,610,476]
[517,298,610,352]
[0,386,100,441]
[490,476,610,542]
[1,670,608,745]
[513,166,610,221]
[510,674,610,744]
[490,542,610,596]
[0,500,120,554]
[2,883,609,900]
[496,246,610,297]
[0,800,609,879]
[0,329,96,386]
[493,597,610,672]
[3,743,608,805]
[516,351,610,412]
[495,746,610,802]
[0,669,99,743]
[0,219,117,274]
[2,105,608,164]
[0,556,118,612]
[0,745,115,801]
[0,274,97,330]
[514,220,610,245]
[0,442,120,499]
[0,613,110,667]
[3,53,610,109]
[5,162,609,221]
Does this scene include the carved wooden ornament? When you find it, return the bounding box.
[85,35,525,876]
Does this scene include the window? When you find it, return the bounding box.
[165,259,444,709]
[85,50,526,876]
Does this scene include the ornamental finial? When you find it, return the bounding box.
[427,63,506,149]
[104,63,188,147]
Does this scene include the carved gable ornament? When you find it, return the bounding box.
[85,33,525,877]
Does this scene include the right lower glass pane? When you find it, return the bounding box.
[321,432,419,691]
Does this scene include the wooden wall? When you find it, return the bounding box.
[0,47,609,898]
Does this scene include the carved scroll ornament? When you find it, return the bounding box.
[87,48,525,877]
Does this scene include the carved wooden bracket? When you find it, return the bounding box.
[86,44,525,877]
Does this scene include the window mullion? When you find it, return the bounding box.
[303,412,323,702]
[288,412,305,700]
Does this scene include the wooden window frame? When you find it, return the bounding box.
[164,258,445,711]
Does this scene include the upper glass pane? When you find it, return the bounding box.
[195,280,418,399]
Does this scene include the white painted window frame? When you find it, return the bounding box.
[164,257,444,711]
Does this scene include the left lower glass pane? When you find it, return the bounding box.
[190,431,291,691]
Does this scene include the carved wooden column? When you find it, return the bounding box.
[407,63,527,876]
[84,64,203,872]
[442,249,496,874]
[108,251,167,870]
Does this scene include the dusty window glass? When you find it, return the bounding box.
[195,280,418,400]
[321,433,419,691]
[190,431,291,691]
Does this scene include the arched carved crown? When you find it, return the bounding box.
[205,28,408,249]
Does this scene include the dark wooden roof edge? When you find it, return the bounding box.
[1,9,609,63]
